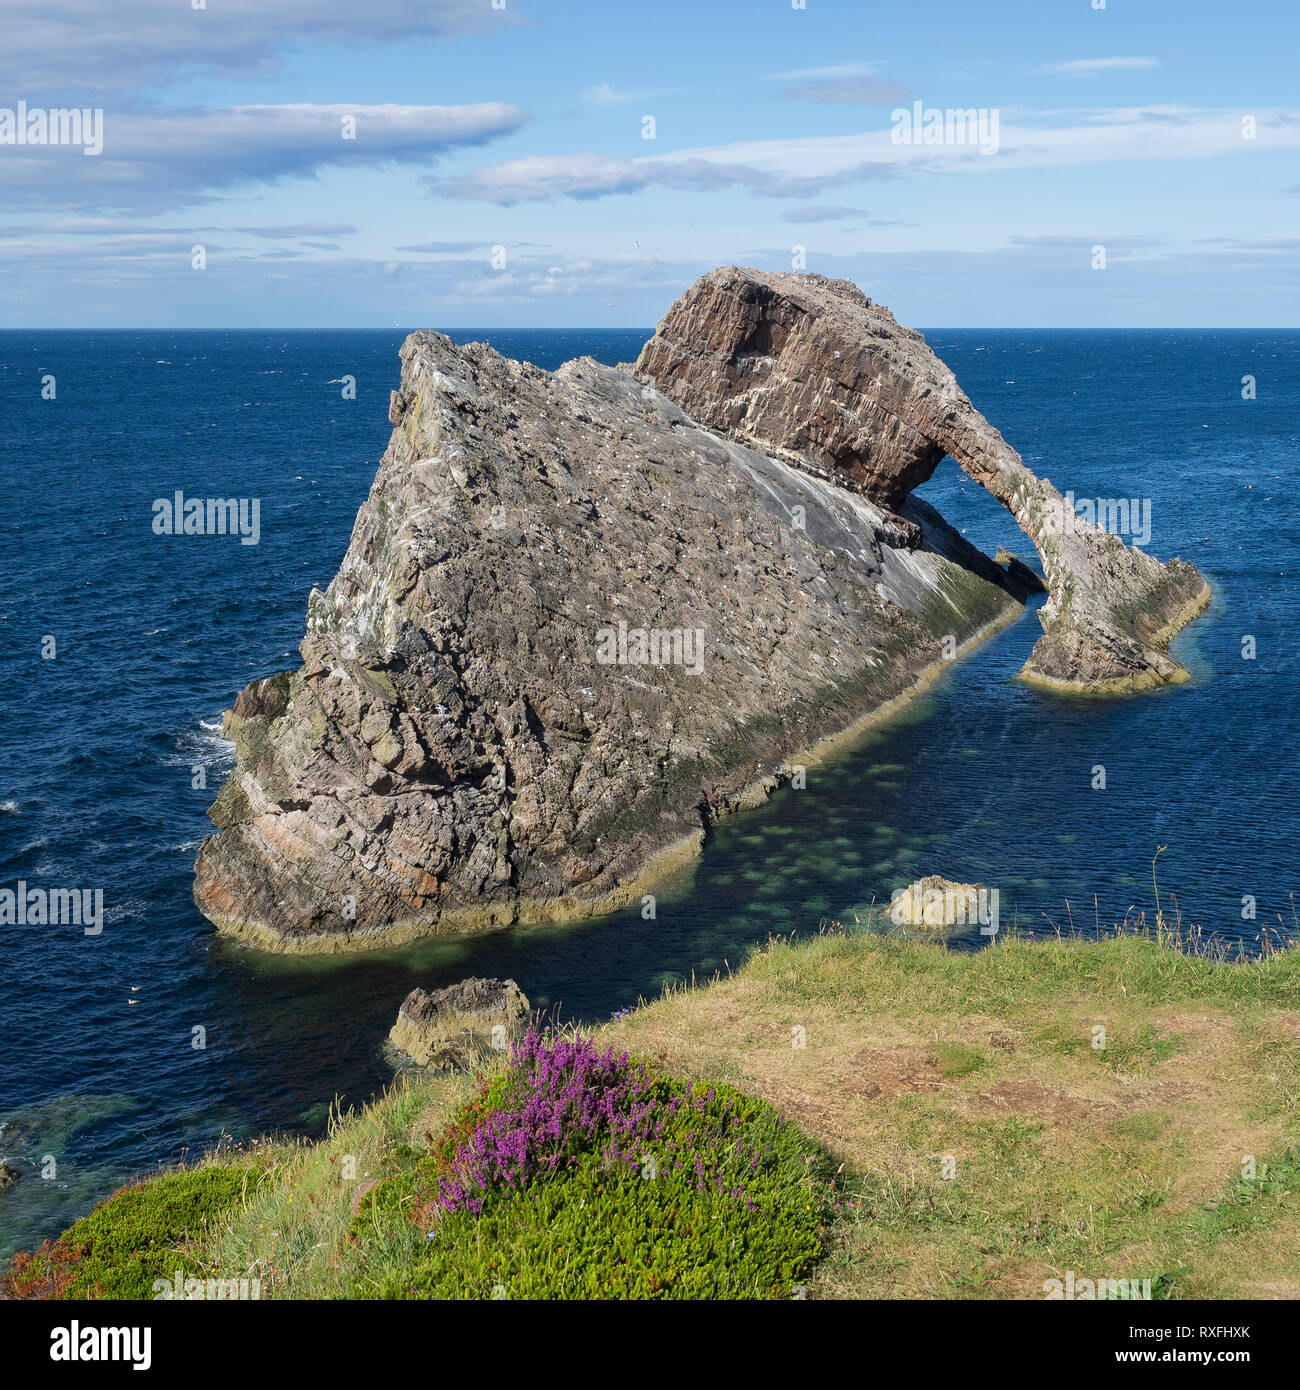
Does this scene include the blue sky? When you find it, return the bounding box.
[2,0,1298,327]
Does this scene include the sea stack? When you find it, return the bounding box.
[193,267,1207,952]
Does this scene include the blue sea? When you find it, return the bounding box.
[1,326,1297,1259]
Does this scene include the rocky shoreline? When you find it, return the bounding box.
[199,593,1023,956]
[193,267,1209,953]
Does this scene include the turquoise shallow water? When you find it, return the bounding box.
[0,326,1296,1257]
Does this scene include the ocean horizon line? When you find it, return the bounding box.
[1,324,1298,334]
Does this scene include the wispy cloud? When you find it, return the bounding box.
[234,223,358,239]
[0,0,520,100]
[395,240,492,253]
[0,102,528,213]
[765,63,879,82]
[580,82,634,106]
[434,152,898,204]
[579,81,679,107]
[1007,233,1165,261]
[0,217,184,237]
[1036,57,1160,77]
[778,75,913,105]
[0,237,703,314]
[435,107,1300,205]
[763,60,911,106]
[780,204,868,222]
[9,230,1300,328]
[1195,235,1300,251]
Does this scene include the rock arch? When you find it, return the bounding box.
[636,266,1210,693]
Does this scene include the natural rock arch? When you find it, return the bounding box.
[636,266,1210,692]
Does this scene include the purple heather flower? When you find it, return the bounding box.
[434,1030,774,1217]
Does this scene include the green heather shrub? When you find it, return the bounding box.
[2,1161,266,1300]
[353,1031,836,1299]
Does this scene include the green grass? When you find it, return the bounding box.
[1,1159,268,1300]
[930,1042,986,1078]
[597,929,1300,1300]
[1184,1152,1300,1246]
[5,930,1297,1301]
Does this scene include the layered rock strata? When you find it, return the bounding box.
[636,267,1210,693]
[194,325,1024,950]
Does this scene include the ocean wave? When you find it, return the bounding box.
[160,723,235,770]
[0,799,18,814]
[103,898,148,926]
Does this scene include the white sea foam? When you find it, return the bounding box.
[103,898,147,925]
[161,721,235,772]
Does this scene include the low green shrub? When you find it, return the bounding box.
[354,1031,836,1299]
[2,1160,267,1300]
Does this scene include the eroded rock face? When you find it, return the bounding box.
[221,673,291,740]
[389,977,529,1067]
[636,267,1210,693]
[194,327,1023,951]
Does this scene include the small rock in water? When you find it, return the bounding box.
[388,976,530,1068]
[888,875,992,940]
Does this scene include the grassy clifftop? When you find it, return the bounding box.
[5,930,1298,1301]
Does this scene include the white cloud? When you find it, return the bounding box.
[0,0,520,99]
[0,102,528,212]
[1037,57,1160,77]
[0,236,703,317]
[581,83,633,106]
[10,235,1300,330]
[435,107,1300,204]
[579,81,680,107]
[434,151,898,203]
[764,63,880,82]
[234,222,358,239]
[763,61,910,106]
